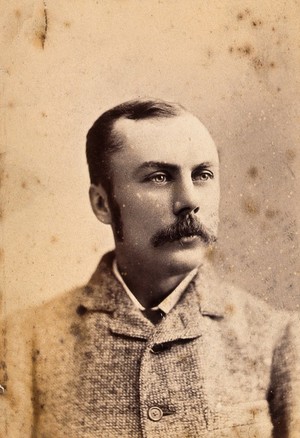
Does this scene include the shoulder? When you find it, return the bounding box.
[5,251,117,333]
[222,280,297,337]
[222,280,282,320]
[194,265,297,348]
[0,286,85,359]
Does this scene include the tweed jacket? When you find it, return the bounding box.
[0,251,300,438]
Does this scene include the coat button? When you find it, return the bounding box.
[148,406,163,421]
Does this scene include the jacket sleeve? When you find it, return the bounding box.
[268,313,300,438]
[0,312,34,438]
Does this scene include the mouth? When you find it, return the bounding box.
[178,235,199,244]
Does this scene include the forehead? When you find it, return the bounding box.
[112,113,219,167]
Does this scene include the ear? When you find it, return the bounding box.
[89,184,112,225]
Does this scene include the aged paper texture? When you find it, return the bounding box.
[0,0,299,436]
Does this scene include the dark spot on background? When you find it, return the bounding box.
[50,235,58,244]
[251,20,262,27]
[242,198,260,216]
[237,44,253,56]
[32,349,40,362]
[286,149,296,161]
[252,57,264,70]
[14,9,21,18]
[270,62,275,68]
[237,9,251,20]
[265,209,279,219]
[33,2,48,50]
[229,44,254,57]
[41,112,47,118]
[36,31,46,47]
[64,21,71,28]
[21,181,27,189]
[225,303,235,315]
[247,166,258,179]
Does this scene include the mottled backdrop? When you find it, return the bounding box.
[0,0,299,315]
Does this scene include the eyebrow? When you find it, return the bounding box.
[137,161,214,172]
[137,161,179,172]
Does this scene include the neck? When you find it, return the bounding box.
[115,255,197,308]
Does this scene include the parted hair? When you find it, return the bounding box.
[86,98,185,192]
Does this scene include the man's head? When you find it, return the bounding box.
[87,98,220,276]
[86,99,184,192]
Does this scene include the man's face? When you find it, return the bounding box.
[108,113,220,275]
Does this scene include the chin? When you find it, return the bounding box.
[159,245,206,275]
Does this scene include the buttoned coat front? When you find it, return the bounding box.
[1,252,300,437]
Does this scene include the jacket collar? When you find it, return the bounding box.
[193,263,226,319]
[77,251,225,341]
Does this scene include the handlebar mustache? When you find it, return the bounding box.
[151,213,217,247]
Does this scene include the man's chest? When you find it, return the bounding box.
[33,312,274,438]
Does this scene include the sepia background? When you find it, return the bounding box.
[0,0,299,315]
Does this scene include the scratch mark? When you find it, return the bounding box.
[41,0,48,49]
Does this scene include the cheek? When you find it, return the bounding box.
[201,185,220,209]
[120,191,168,216]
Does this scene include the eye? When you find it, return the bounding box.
[192,169,214,182]
[146,173,170,185]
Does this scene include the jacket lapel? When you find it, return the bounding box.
[78,251,154,340]
[77,252,226,343]
[151,282,203,344]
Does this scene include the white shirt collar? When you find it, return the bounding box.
[112,258,198,314]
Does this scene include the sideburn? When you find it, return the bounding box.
[107,189,124,242]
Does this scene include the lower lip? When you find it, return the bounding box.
[178,235,199,244]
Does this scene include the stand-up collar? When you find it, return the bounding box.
[112,257,198,314]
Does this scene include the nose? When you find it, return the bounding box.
[173,177,200,217]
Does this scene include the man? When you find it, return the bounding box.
[1,99,299,437]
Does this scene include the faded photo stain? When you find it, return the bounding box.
[31,1,48,49]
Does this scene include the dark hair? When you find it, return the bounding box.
[86,98,185,192]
